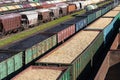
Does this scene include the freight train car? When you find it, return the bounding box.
[0,2,117,79]
[0,0,114,36]
[0,32,57,80]
[4,33,57,64]
[0,50,23,80]
[43,23,75,43]
[0,13,21,35]
[85,10,120,44]
[11,66,71,80]
[35,30,104,80]
[62,16,87,32]
[95,50,120,80]
[35,9,51,23]
[20,11,38,28]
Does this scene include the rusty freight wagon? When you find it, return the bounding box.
[55,3,68,16]
[43,23,75,43]
[67,1,82,11]
[95,50,120,80]
[58,5,68,16]
[110,33,119,50]
[3,33,57,64]
[35,9,51,23]
[11,66,71,80]
[36,30,104,80]
[67,4,76,13]
[62,16,87,32]
[49,7,60,20]
[0,13,21,35]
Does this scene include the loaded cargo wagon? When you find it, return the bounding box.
[85,16,119,44]
[112,6,120,11]
[0,13,21,34]
[35,9,51,23]
[49,7,60,20]
[95,50,120,80]
[100,3,113,15]
[100,6,109,15]
[62,16,87,32]
[20,11,38,27]
[11,66,71,80]
[103,3,113,12]
[36,30,104,80]
[103,11,119,18]
[81,10,96,24]
[0,50,23,80]
[43,23,75,43]
[3,33,57,64]
[94,8,102,18]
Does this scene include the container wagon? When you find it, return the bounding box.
[3,33,57,64]
[11,65,71,80]
[43,23,75,43]
[35,30,104,80]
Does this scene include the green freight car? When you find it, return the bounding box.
[35,30,104,80]
[0,51,23,80]
[11,65,71,80]
[3,33,57,64]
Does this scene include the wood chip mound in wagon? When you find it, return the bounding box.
[11,66,62,80]
[112,7,120,11]
[103,11,119,17]
[86,18,113,29]
[37,31,99,64]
